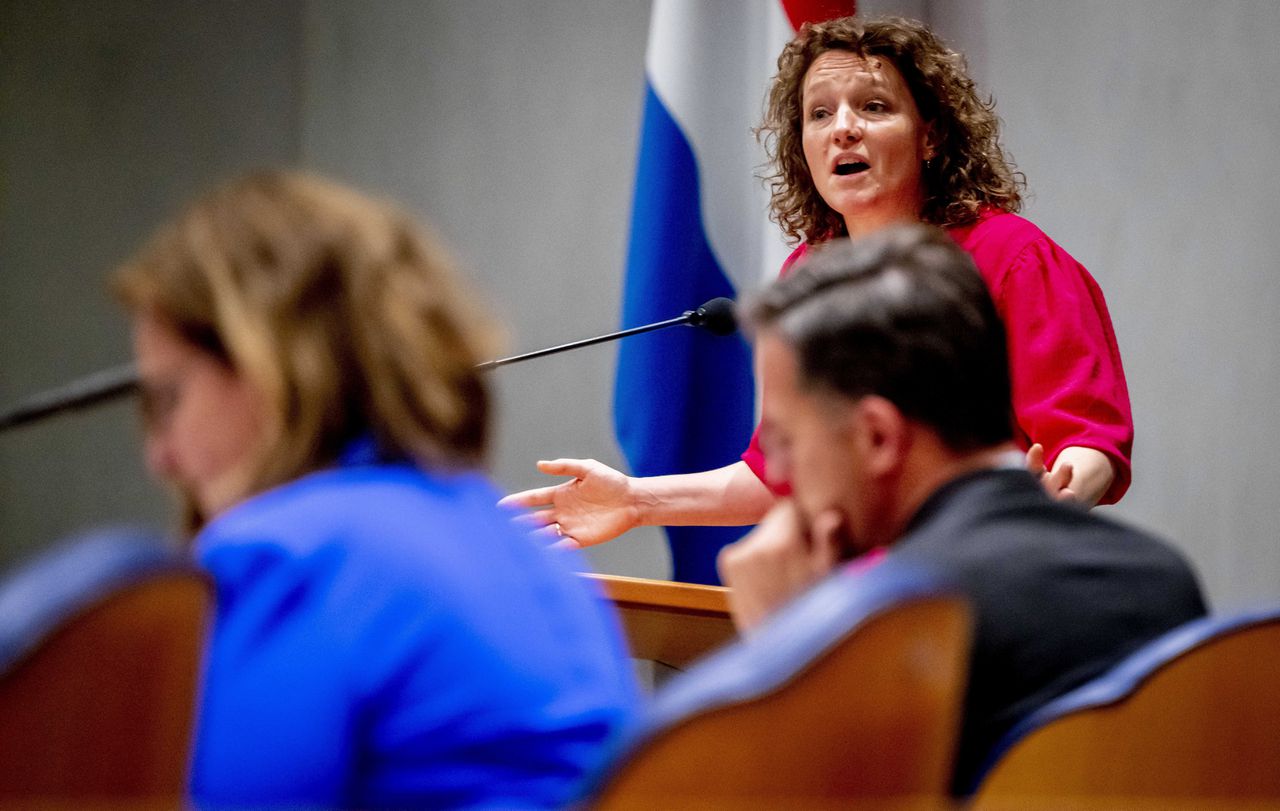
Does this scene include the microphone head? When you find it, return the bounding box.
[687,297,738,336]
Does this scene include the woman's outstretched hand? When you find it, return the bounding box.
[499,459,642,549]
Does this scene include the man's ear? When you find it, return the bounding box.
[854,395,909,478]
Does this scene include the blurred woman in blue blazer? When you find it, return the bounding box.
[113,171,639,810]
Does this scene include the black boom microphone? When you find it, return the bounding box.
[474,296,738,370]
[0,298,739,431]
[0,363,139,432]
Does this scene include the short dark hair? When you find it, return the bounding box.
[745,224,1013,451]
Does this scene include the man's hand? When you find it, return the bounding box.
[717,500,846,633]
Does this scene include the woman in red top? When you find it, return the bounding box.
[505,16,1131,549]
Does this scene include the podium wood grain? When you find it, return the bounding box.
[582,573,736,669]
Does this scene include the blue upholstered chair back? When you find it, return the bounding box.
[0,526,210,801]
[968,605,1280,803]
[585,557,973,807]
[0,527,196,672]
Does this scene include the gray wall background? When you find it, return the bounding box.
[2,0,1278,608]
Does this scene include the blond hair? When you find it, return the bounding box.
[114,171,499,528]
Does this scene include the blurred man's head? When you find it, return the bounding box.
[745,224,1015,551]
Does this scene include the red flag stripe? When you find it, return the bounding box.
[779,0,857,31]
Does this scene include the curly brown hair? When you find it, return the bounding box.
[760,15,1023,244]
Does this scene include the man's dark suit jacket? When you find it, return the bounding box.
[888,467,1207,793]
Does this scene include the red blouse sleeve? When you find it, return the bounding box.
[740,244,808,495]
[992,235,1134,504]
[741,425,784,493]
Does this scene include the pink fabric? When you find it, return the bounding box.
[841,545,888,575]
[742,210,1134,504]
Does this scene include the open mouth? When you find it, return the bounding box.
[834,161,870,176]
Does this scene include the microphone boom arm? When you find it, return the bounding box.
[475,296,737,371]
[0,298,737,431]
[475,315,689,371]
[0,363,139,432]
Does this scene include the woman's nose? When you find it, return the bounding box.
[833,105,861,143]
[144,432,177,481]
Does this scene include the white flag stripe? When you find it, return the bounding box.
[646,0,795,293]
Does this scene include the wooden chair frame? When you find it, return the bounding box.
[0,529,210,803]
[969,607,1280,806]
[585,559,973,809]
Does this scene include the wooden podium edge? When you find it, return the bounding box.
[580,573,736,669]
[580,572,731,616]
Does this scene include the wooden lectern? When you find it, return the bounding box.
[582,573,736,670]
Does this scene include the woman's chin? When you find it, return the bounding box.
[192,484,246,523]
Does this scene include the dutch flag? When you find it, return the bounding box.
[614,0,856,584]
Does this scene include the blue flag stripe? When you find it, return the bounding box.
[613,84,755,585]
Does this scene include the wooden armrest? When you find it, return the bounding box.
[582,573,737,669]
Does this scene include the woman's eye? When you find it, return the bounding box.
[865,100,887,113]
[140,383,179,428]
[809,107,830,120]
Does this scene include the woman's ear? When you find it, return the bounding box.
[922,122,941,162]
